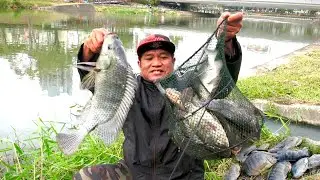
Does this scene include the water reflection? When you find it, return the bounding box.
[0,10,319,139]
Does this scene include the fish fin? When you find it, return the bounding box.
[77,61,97,66]
[76,65,95,72]
[181,87,194,104]
[92,121,120,145]
[81,70,97,89]
[56,126,87,155]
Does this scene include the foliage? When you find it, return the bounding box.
[0,0,10,10]
[0,0,58,10]
[238,48,320,104]
[95,5,178,16]
[0,119,123,179]
[0,115,296,179]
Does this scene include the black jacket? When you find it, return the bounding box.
[77,38,242,180]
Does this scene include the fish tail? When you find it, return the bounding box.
[56,127,87,155]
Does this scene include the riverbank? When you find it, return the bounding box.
[1,119,319,179]
[238,43,320,126]
[0,0,62,10]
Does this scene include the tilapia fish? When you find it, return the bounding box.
[155,84,230,158]
[292,157,309,178]
[224,163,241,180]
[192,47,223,99]
[243,151,277,176]
[267,161,291,180]
[56,34,137,155]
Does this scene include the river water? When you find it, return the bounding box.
[0,10,319,141]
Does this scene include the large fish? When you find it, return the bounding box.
[155,85,230,159]
[242,151,277,176]
[192,47,223,100]
[267,161,291,180]
[292,157,309,178]
[204,98,263,148]
[224,163,241,180]
[56,34,137,155]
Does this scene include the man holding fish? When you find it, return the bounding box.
[73,12,244,180]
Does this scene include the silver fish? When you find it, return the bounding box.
[155,85,230,159]
[275,147,310,162]
[56,34,137,155]
[292,157,309,178]
[224,163,241,180]
[164,87,229,149]
[267,161,291,180]
[243,151,277,176]
[205,99,263,132]
[236,145,257,163]
[268,136,302,153]
[308,154,320,169]
[192,48,223,99]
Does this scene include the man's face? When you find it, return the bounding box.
[138,49,175,82]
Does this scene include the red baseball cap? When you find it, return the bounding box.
[137,34,175,57]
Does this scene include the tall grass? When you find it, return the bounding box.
[0,0,62,10]
[0,119,123,179]
[1,115,319,179]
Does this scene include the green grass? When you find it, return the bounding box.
[0,119,123,179]
[0,0,63,10]
[238,48,320,105]
[3,116,318,180]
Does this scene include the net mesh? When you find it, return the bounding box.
[156,19,265,160]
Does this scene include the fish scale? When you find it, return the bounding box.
[183,99,229,148]
[267,161,291,180]
[56,34,137,155]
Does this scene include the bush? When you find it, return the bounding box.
[0,0,10,9]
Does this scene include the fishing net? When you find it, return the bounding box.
[156,19,265,161]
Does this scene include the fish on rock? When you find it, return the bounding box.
[275,147,310,162]
[308,154,320,169]
[268,136,302,153]
[267,161,291,180]
[242,151,277,176]
[224,163,241,180]
[292,157,309,178]
[56,33,137,155]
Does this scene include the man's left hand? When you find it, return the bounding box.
[217,12,243,42]
[217,12,244,56]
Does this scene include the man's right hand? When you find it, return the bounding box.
[83,28,108,62]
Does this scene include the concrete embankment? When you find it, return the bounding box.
[248,42,320,126]
[253,99,320,126]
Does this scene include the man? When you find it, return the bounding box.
[74,12,243,180]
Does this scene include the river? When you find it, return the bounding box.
[0,10,319,141]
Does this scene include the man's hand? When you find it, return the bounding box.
[217,12,243,42]
[217,12,243,56]
[83,28,109,62]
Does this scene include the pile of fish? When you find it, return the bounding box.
[56,34,137,155]
[224,136,320,180]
